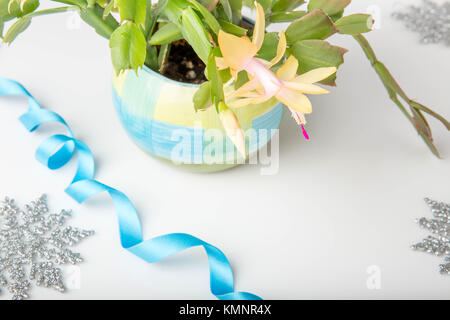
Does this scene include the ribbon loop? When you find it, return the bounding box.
[0,77,261,300]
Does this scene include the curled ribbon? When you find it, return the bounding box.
[0,78,261,300]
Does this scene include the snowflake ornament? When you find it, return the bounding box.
[411,198,450,274]
[0,195,94,299]
[392,0,450,46]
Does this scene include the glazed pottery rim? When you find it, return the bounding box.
[140,64,201,88]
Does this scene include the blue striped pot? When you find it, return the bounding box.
[112,65,283,172]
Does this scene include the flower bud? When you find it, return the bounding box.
[218,102,246,159]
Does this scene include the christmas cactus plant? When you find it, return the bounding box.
[1,0,448,157]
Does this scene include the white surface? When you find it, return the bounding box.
[0,0,449,300]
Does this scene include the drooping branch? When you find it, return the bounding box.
[353,34,449,158]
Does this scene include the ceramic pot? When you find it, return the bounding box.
[112,65,283,172]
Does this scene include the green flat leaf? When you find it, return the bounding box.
[307,0,350,15]
[7,0,22,17]
[154,0,168,15]
[163,0,189,25]
[212,45,222,57]
[218,18,246,36]
[0,0,14,35]
[143,0,152,34]
[189,0,220,35]
[193,81,212,111]
[8,0,39,17]
[80,4,120,39]
[285,9,337,44]
[157,42,170,71]
[20,0,39,15]
[116,0,146,28]
[145,44,158,70]
[219,67,231,83]
[270,10,306,23]
[234,70,249,89]
[3,15,31,44]
[219,0,232,20]
[213,4,227,21]
[149,22,182,45]
[103,0,114,19]
[206,53,224,106]
[335,14,373,34]
[180,6,211,63]
[228,0,241,24]
[410,100,450,130]
[290,39,347,86]
[257,32,278,61]
[110,21,146,74]
[144,0,167,39]
[209,47,232,83]
[197,0,217,10]
[328,9,343,22]
[0,0,13,21]
[271,0,304,12]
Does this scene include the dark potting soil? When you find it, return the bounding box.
[161,40,207,84]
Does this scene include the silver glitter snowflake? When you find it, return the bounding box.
[0,195,94,299]
[392,0,450,46]
[411,198,450,274]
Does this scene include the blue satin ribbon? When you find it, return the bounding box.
[0,78,261,300]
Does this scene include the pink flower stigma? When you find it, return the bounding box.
[300,124,310,140]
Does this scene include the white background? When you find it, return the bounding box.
[0,0,449,299]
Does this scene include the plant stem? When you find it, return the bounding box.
[50,0,88,9]
[26,6,78,18]
[78,4,119,39]
[143,2,161,70]
[158,43,171,73]
[47,1,118,40]
[411,100,450,130]
[353,34,449,158]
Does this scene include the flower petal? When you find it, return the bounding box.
[252,1,265,50]
[229,78,260,98]
[269,31,287,67]
[283,81,329,94]
[219,108,246,158]
[289,110,309,139]
[246,72,266,94]
[276,88,312,114]
[276,55,298,81]
[255,58,272,68]
[215,57,228,70]
[290,110,306,125]
[228,94,272,108]
[294,67,337,84]
[230,68,239,81]
[219,30,258,71]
